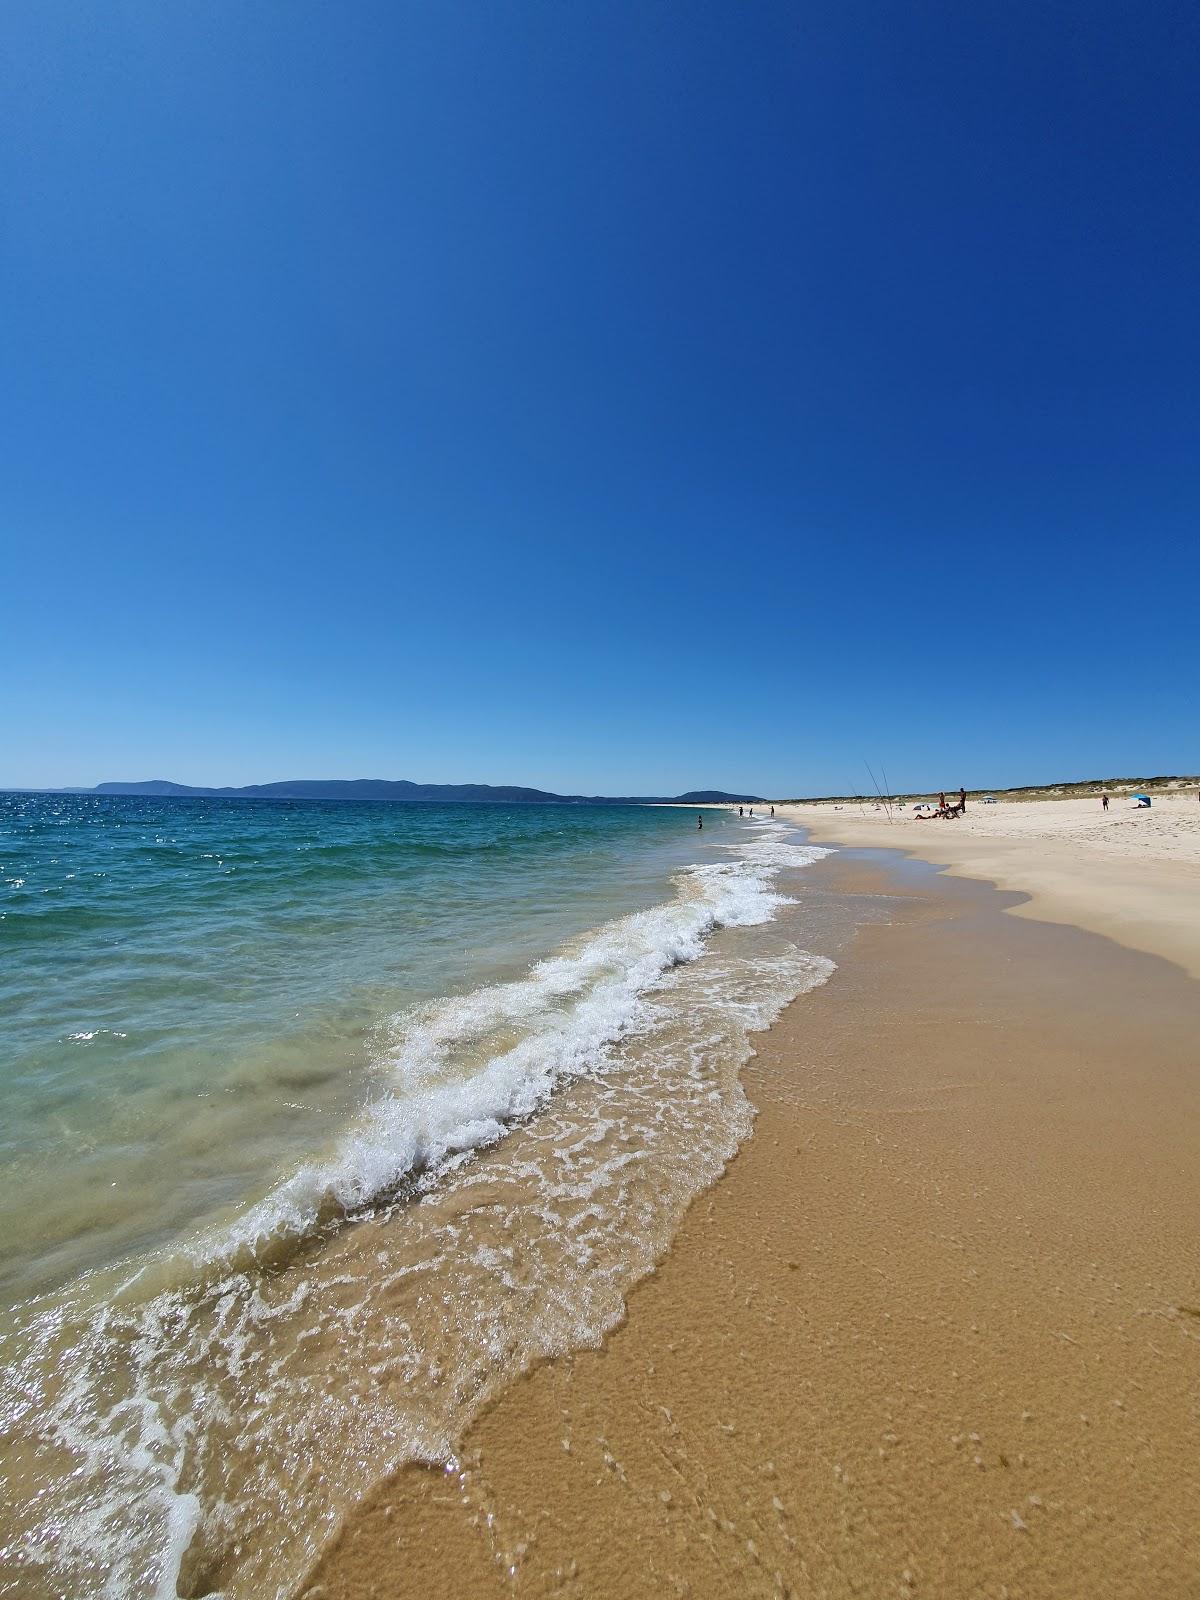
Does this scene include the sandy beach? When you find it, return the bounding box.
[310,840,1200,1600]
[780,793,1200,979]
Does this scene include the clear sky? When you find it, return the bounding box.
[3,0,1197,796]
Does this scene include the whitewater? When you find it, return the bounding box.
[0,796,835,1598]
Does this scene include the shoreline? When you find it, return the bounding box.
[312,847,1200,1599]
[0,808,823,1600]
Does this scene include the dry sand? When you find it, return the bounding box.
[779,795,1200,979]
[309,853,1200,1600]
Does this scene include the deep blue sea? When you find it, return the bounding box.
[0,793,835,1599]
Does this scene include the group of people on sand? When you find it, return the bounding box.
[916,787,967,820]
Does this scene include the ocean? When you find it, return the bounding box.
[0,793,836,1598]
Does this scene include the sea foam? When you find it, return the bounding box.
[196,830,828,1272]
[0,819,834,1600]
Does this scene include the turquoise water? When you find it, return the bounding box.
[0,793,731,1301]
[0,792,835,1600]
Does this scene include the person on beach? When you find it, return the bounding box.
[959,786,967,811]
[1102,793,1110,811]
[938,792,946,810]
[738,805,744,817]
[770,805,775,816]
[697,813,703,829]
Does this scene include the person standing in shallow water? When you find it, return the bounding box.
[738,805,744,817]
[770,805,775,816]
[697,813,703,829]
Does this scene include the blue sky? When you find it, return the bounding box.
[3,0,1197,795]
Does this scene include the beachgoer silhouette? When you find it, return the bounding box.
[770,805,775,816]
[697,813,703,829]
[959,786,966,812]
[749,807,754,817]
[739,805,744,817]
[1102,793,1109,811]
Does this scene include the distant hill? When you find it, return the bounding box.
[83,778,764,805]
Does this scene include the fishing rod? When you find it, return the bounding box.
[863,759,891,821]
[881,762,895,822]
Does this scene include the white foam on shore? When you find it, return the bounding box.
[194,830,829,1273]
[0,820,834,1600]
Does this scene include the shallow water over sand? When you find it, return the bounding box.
[1,796,851,1597]
[1,796,747,1299]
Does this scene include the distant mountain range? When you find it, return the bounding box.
[67,778,764,805]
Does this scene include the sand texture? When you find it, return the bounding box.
[309,855,1200,1600]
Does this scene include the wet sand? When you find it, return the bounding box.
[309,852,1200,1600]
